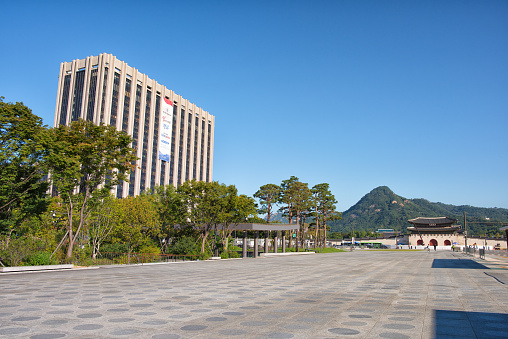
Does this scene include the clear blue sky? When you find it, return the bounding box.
[1,0,507,212]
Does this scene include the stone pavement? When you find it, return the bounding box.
[1,250,507,339]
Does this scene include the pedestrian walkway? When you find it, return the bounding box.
[1,251,507,338]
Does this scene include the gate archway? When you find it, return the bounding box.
[444,240,451,246]
[429,239,438,246]
[417,239,424,246]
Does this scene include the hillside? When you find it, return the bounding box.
[328,186,508,236]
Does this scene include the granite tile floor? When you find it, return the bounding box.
[1,251,507,339]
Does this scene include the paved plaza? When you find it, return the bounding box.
[1,251,507,339]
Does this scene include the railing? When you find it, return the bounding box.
[81,252,199,266]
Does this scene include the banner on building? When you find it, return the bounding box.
[158,98,173,162]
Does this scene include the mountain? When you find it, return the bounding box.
[328,186,508,236]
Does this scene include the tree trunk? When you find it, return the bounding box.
[324,223,327,248]
[314,206,319,249]
[66,196,74,259]
[201,230,209,254]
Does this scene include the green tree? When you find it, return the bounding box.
[0,98,49,234]
[311,183,341,248]
[279,176,299,248]
[217,190,257,254]
[177,180,223,254]
[279,176,312,250]
[111,195,160,257]
[177,180,253,255]
[87,194,116,259]
[46,119,137,259]
[254,184,281,223]
[151,185,187,253]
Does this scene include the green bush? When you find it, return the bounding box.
[138,244,161,254]
[100,242,129,253]
[169,236,199,255]
[26,251,58,266]
[220,250,241,259]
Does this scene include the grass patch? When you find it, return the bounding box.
[363,249,424,251]
[314,247,347,253]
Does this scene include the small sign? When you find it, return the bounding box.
[292,233,296,238]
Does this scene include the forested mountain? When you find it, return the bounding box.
[328,186,508,237]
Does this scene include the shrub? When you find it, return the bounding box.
[220,250,240,259]
[169,236,199,255]
[26,251,58,266]
[100,242,129,254]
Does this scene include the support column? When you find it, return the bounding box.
[264,231,269,254]
[282,232,286,253]
[505,229,508,255]
[254,231,259,258]
[242,231,247,258]
[274,232,278,253]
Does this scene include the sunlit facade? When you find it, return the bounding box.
[54,53,215,198]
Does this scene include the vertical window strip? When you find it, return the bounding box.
[86,68,98,122]
[200,120,205,181]
[140,90,151,193]
[128,84,142,196]
[150,95,161,189]
[59,74,71,125]
[99,67,108,124]
[160,161,166,186]
[193,117,199,179]
[206,124,211,182]
[117,77,132,198]
[185,113,192,181]
[71,70,86,122]
[110,72,121,127]
[169,103,178,185]
[121,78,132,133]
[177,108,185,184]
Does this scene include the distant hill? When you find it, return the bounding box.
[328,186,508,237]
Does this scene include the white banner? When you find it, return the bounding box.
[158,98,173,162]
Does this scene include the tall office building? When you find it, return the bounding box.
[54,53,215,198]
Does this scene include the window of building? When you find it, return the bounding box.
[150,95,161,189]
[85,68,98,122]
[59,74,71,125]
[99,67,108,124]
[140,89,151,193]
[71,69,86,121]
[128,84,142,196]
[109,72,121,127]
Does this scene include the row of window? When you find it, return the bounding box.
[58,66,212,198]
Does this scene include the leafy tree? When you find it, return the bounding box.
[311,183,341,248]
[177,180,224,254]
[0,98,49,234]
[254,184,281,223]
[46,119,137,259]
[279,176,299,247]
[87,194,116,259]
[111,195,160,257]
[151,185,187,253]
[279,176,312,250]
[217,190,257,253]
[279,176,299,224]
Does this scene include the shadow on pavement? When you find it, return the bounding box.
[433,309,508,339]
[432,259,489,269]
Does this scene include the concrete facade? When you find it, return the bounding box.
[54,53,215,197]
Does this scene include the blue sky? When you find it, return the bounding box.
[1,0,507,211]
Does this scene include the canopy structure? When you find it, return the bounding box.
[218,223,301,258]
